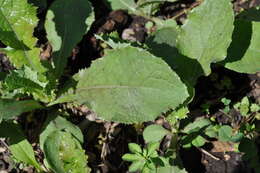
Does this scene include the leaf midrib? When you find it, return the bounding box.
[77,85,168,91]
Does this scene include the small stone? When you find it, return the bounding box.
[0,147,6,153]
[0,171,8,173]
[224,154,231,161]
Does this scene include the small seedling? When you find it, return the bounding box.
[122,142,165,173]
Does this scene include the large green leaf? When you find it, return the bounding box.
[73,46,189,123]
[0,122,42,171]
[43,131,90,173]
[177,0,234,77]
[0,0,45,72]
[45,0,93,77]
[0,99,42,122]
[222,20,260,73]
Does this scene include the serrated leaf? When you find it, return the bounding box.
[177,0,234,76]
[45,0,93,77]
[105,0,137,13]
[3,66,53,102]
[240,96,250,116]
[40,114,83,150]
[0,0,45,72]
[0,122,42,171]
[223,20,260,73]
[143,125,169,143]
[44,131,90,173]
[0,99,42,121]
[250,104,260,112]
[73,46,189,123]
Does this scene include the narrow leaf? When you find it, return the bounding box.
[45,0,93,77]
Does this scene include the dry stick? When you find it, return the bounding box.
[172,1,202,20]
[198,148,221,161]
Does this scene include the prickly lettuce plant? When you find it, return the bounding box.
[0,0,259,172]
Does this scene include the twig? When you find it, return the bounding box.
[198,148,221,160]
[172,1,202,19]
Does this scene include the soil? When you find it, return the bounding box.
[0,0,260,173]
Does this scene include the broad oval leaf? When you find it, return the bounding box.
[177,0,234,76]
[0,0,45,72]
[74,46,189,123]
[0,122,42,171]
[45,0,93,77]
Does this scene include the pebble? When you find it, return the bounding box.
[0,147,6,153]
